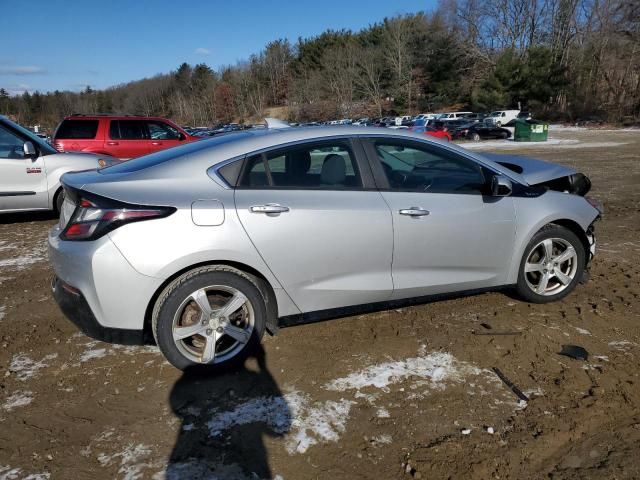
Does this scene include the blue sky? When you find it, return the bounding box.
[1,0,435,96]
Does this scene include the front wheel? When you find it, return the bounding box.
[471,132,481,142]
[152,266,266,372]
[516,225,585,303]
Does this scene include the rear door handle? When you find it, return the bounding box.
[251,204,290,214]
[151,141,163,146]
[399,207,430,217]
[107,141,119,146]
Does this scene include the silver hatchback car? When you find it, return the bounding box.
[49,125,601,371]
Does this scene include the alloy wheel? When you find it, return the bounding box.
[172,285,255,364]
[524,238,578,296]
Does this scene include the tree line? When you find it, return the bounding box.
[1,0,638,130]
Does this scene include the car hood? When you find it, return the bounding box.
[479,153,577,185]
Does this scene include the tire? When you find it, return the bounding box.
[516,225,585,303]
[54,188,65,214]
[471,132,481,142]
[500,132,509,140]
[152,266,266,372]
[495,121,502,127]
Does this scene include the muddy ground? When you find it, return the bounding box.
[0,128,639,480]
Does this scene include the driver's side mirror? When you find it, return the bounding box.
[491,174,513,196]
[23,141,37,158]
[178,133,186,141]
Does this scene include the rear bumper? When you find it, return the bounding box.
[48,225,163,333]
[52,276,144,345]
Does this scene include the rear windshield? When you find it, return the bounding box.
[55,120,99,139]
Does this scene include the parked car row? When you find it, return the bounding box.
[9,107,529,171]
[184,123,266,138]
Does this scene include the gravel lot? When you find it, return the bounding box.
[1,128,639,480]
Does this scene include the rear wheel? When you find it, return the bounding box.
[54,188,65,214]
[516,225,585,303]
[152,266,266,372]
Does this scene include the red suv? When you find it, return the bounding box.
[53,115,200,159]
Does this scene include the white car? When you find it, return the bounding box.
[0,116,119,214]
[414,113,438,121]
[438,112,473,121]
[485,110,520,126]
[394,116,412,126]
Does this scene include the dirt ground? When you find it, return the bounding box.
[0,127,639,480]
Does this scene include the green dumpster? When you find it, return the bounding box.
[514,119,548,142]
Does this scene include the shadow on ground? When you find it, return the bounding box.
[166,344,288,479]
[0,210,57,224]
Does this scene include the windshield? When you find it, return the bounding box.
[489,111,502,117]
[0,116,57,155]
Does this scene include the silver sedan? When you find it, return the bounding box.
[48,124,601,371]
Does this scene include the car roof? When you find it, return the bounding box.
[133,125,527,184]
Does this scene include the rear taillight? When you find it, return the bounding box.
[61,195,175,241]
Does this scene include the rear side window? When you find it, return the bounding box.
[55,120,99,139]
[239,141,362,189]
[109,120,148,140]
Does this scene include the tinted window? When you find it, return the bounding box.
[373,140,486,194]
[55,120,99,139]
[239,141,361,189]
[109,120,147,140]
[147,121,181,140]
[0,125,25,159]
[217,159,244,186]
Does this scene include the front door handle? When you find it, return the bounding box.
[151,141,163,146]
[107,141,119,146]
[399,207,430,217]
[251,204,290,214]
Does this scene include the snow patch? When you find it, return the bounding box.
[98,443,155,480]
[0,466,50,480]
[372,434,393,445]
[376,407,390,418]
[608,340,638,351]
[80,348,108,362]
[9,354,57,381]
[461,138,579,149]
[461,138,627,150]
[0,306,5,322]
[575,327,592,336]
[76,341,159,364]
[0,239,47,273]
[2,391,33,411]
[549,124,640,132]
[324,352,482,392]
[206,391,353,454]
